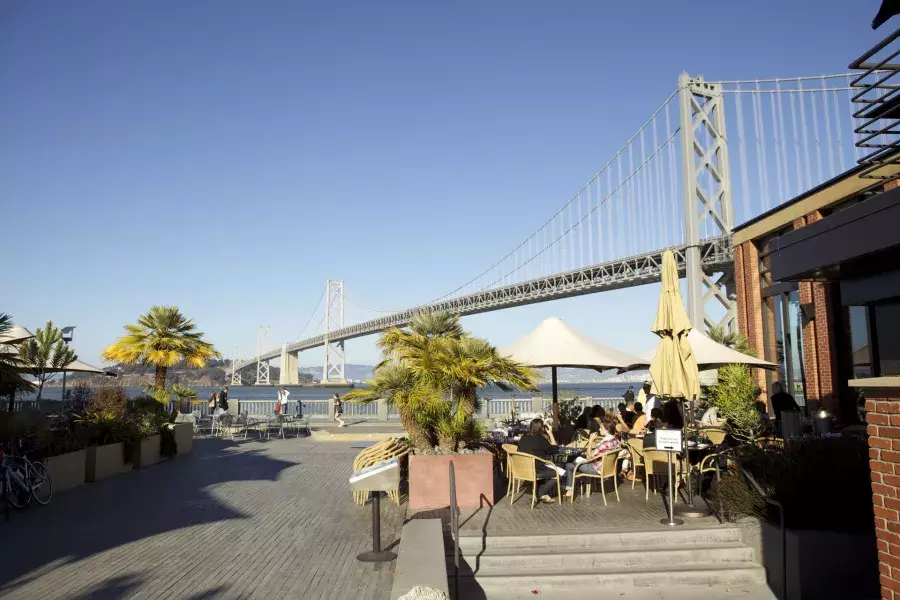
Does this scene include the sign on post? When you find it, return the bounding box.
[656,429,683,453]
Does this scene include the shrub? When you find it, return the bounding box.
[86,384,127,421]
[707,364,767,444]
[709,435,873,530]
[126,396,171,437]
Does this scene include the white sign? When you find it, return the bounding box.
[655,429,683,452]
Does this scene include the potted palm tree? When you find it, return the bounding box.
[347,311,538,509]
[103,306,219,463]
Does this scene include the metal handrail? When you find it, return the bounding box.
[726,457,787,600]
[449,461,460,600]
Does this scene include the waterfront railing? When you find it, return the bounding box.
[6,395,623,423]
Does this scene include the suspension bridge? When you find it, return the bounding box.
[232,70,879,385]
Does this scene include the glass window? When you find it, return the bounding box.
[786,291,806,406]
[849,305,873,379]
[874,302,900,376]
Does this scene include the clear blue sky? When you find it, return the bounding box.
[0,1,885,368]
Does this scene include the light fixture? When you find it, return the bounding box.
[61,326,76,343]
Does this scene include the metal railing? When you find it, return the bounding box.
[726,459,787,600]
[449,461,460,600]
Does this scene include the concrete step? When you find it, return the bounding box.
[456,525,743,553]
[451,582,777,600]
[455,564,768,598]
[451,542,755,575]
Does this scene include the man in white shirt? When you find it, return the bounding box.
[641,382,660,414]
[277,387,291,415]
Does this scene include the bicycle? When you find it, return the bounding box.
[0,439,53,509]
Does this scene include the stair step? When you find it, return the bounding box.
[451,582,777,600]
[456,525,743,552]
[449,542,755,574]
[456,563,768,597]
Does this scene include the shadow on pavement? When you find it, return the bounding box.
[0,438,294,594]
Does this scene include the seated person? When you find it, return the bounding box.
[588,405,606,433]
[642,408,664,448]
[564,414,622,498]
[662,399,684,430]
[617,402,648,436]
[574,406,593,431]
[700,405,725,427]
[516,418,561,503]
[618,402,635,427]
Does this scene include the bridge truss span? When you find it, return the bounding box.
[232,235,733,373]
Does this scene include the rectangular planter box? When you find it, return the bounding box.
[761,522,878,599]
[132,434,161,469]
[44,449,86,493]
[409,453,494,510]
[85,443,131,482]
[174,423,193,455]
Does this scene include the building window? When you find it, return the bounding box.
[874,301,900,376]
[848,305,873,379]
[761,290,807,406]
[847,299,900,377]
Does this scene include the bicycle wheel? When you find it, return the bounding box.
[29,461,52,505]
[5,459,32,508]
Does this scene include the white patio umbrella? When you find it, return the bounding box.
[633,329,777,371]
[0,325,34,345]
[24,359,116,402]
[500,317,646,429]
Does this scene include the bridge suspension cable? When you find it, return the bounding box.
[293,289,325,342]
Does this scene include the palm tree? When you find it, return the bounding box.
[707,325,757,357]
[0,313,35,411]
[19,320,77,401]
[102,306,221,390]
[347,311,538,451]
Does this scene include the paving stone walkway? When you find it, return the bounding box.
[0,438,404,600]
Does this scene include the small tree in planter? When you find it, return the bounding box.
[707,364,768,445]
[347,311,539,452]
[18,320,77,401]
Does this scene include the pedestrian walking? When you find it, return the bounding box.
[333,393,345,428]
[220,386,229,411]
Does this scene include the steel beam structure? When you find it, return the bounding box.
[323,279,347,383]
[230,348,242,385]
[255,325,270,385]
[233,236,733,372]
[678,73,736,332]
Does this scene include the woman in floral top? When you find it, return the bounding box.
[563,414,622,498]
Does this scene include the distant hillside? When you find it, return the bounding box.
[53,360,373,387]
[299,364,373,382]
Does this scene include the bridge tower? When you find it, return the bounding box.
[230,348,242,385]
[255,325,270,385]
[678,73,737,333]
[322,279,347,383]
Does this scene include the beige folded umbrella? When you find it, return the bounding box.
[500,317,645,429]
[649,251,700,401]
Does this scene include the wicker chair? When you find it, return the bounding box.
[643,449,682,502]
[571,449,623,505]
[352,438,410,506]
[501,443,518,497]
[625,437,646,489]
[507,450,561,509]
[701,428,728,446]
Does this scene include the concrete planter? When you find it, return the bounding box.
[761,522,878,599]
[131,434,161,469]
[174,423,193,455]
[44,449,86,493]
[409,453,494,510]
[85,443,131,482]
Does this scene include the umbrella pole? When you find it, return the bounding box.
[675,396,711,518]
[551,367,559,431]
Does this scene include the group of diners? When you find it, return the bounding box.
[514,384,690,504]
